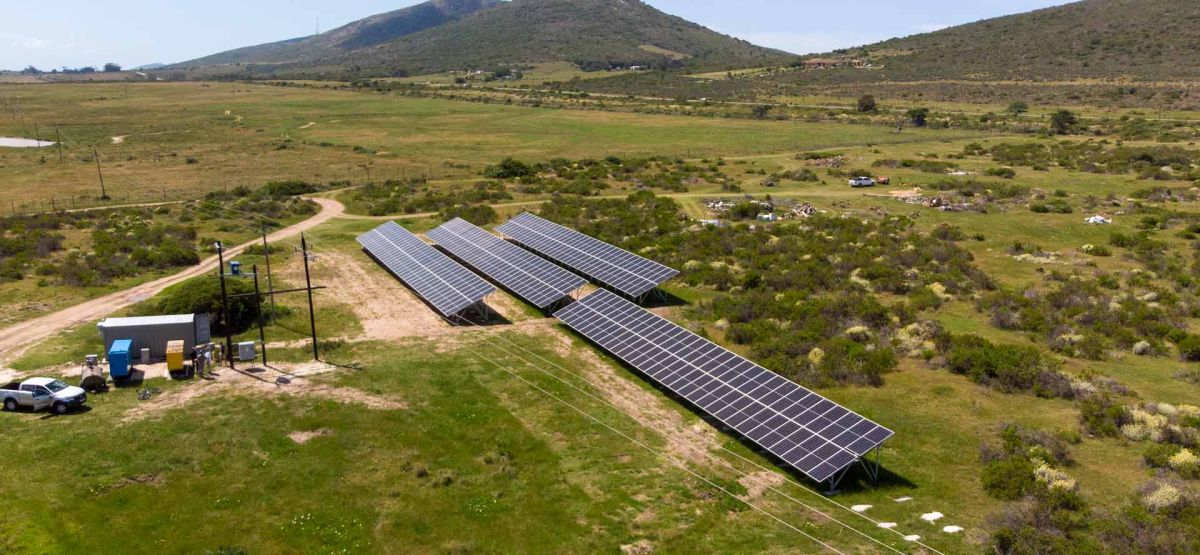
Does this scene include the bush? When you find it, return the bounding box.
[982,457,1037,500]
[262,180,319,196]
[1177,335,1200,362]
[986,167,1017,179]
[1079,395,1131,437]
[483,157,533,179]
[944,334,1046,394]
[440,204,499,226]
[152,275,258,336]
[1030,199,1074,214]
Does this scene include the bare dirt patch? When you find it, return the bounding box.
[738,470,787,502]
[121,361,405,422]
[621,539,656,555]
[532,326,725,469]
[299,122,316,130]
[282,251,449,341]
[289,428,333,444]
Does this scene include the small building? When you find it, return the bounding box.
[803,58,842,69]
[97,314,211,361]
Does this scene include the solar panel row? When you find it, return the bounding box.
[555,290,893,484]
[427,218,588,309]
[357,221,496,317]
[496,212,678,298]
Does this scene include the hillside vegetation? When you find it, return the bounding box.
[178,0,502,67]
[805,0,1200,82]
[177,0,788,77]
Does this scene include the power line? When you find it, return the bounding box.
[460,341,851,555]
[484,332,941,554]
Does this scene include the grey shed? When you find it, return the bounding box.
[96,314,211,361]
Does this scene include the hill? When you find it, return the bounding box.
[176,0,788,77]
[178,0,503,67]
[817,0,1200,82]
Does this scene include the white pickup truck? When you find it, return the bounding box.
[1,378,88,415]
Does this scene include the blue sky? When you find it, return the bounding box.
[2,0,1069,70]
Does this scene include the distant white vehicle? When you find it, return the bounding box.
[1,378,88,415]
[849,176,876,188]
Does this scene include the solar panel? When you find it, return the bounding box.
[427,218,588,309]
[495,212,679,298]
[357,221,496,317]
[555,290,893,484]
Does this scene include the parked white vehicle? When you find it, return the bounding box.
[1,378,88,415]
[849,176,876,188]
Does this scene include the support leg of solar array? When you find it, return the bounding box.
[824,466,853,496]
[859,447,882,483]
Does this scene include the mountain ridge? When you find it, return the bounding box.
[175,0,789,76]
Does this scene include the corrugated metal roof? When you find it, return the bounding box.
[97,314,197,328]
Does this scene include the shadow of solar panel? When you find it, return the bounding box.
[554,290,893,484]
[496,212,678,298]
[357,221,495,317]
[427,218,588,309]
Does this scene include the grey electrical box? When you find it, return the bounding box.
[238,341,257,362]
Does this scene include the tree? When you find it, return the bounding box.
[154,275,257,336]
[1050,109,1078,135]
[906,108,930,127]
[1007,101,1030,116]
[751,105,772,119]
[857,95,877,113]
[103,63,122,73]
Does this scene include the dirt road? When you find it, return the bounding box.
[0,197,345,365]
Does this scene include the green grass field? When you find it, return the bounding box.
[0,82,983,210]
[4,81,1200,553]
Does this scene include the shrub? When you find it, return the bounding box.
[483,157,533,179]
[1030,199,1074,214]
[1176,335,1200,362]
[152,275,258,335]
[982,457,1037,500]
[986,167,1017,179]
[262,180,319,196]
[1079,395,1131,437]
[944,334,1047,394]
[440,204,499,226]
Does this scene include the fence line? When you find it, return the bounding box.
[6,188,211,216]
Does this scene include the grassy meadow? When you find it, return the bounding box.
[0,82,983,211]
[3,80,1200,553]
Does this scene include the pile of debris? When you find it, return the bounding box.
[804,156,845,168]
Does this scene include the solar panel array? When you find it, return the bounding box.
[357,221,496,317]
[496,212,679,298]
[427,218,589,308]
[555,290,893,483]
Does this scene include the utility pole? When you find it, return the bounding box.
[93,148,108,199]
[55,128,63,163]
[253,264,268,367]
[301,233,319,361]
[216,241,234,369]
[260,221,276,315]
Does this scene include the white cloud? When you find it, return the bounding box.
[736,32,889,56]
[0,32,57,50]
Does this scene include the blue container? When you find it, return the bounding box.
[229,261,241,276]
[108,339,133,380]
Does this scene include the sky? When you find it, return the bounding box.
[1,0,1070,70]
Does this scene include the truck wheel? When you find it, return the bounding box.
[52,402,68,416]
[3,398,16,412]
